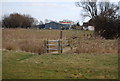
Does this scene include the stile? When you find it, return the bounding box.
[44,39,63,54]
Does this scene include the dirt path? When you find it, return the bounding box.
[49,47,76,54]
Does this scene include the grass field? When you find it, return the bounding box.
[2,29,118,79]
[2,50,118,79]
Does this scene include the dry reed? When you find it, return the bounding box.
[2,28,118,54]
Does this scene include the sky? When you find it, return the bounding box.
[1,0,120,24]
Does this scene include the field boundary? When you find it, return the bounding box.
[44,40,62,54]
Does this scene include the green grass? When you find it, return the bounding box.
[2,50,118,79]
[0,51,2,80]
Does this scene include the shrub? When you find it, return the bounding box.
[19,40,45,54]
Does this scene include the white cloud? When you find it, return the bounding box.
[2,0,80,2]
[1,1,82,21]
[24,2,77,10]
[2,0,120,2]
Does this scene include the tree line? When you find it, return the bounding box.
[76,0,120,39]
[2,13,37,28]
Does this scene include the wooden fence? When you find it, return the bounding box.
[44,40,62,54]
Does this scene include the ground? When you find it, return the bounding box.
[2,50,118,79]
[2,29,118,79]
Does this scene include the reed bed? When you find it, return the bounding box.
[2,28,118,54]
[75,39,118,54]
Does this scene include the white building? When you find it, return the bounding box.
[88,26,95,31]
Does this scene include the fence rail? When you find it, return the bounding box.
[46,44,58,46]
[44,40,62,54]
[47,48,59,51]
[47,40,59,42]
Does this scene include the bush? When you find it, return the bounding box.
[2,13,36,28]
[19,40,45,54]
[91,16,120,39]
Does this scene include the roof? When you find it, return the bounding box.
[59,21,73,24]
[60,22,71,23]
[45,21,61,25]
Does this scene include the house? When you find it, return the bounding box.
[82,22,89,30]
[45,22,63,29]
[88,26,95,31]
[82,21,95,31]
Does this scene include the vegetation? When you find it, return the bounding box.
[2,13,37,28]
[2,28,118,79]
[2,1,119,79]
[2,29,118,54]
[75,39,117,54]
[76,1,120,39]
[0,51,2,79]
[2,50,118,79]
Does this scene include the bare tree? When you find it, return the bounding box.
[75,0,98,19]
[76,0,119,19]
[75,0,119,39]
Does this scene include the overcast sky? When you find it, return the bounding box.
[1,0,120,24]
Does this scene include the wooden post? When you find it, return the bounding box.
[44,40,47,53]
[46,40,49,53]
[58,40,60,54]
[60,30,62,39]
[60,40,62,53]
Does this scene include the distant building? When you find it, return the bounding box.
[36,21,73,30]
[88,26,94,31]
[82,21,95,31]
[36,24,45,29]
[45,22,63,29]
[59,21,73,29]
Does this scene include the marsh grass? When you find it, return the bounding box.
[2,29,118,54]
[75,39,118,54]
